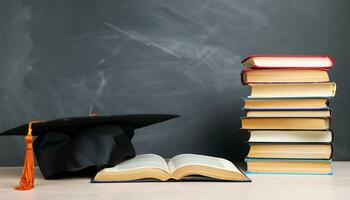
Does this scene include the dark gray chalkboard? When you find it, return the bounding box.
[0,0,349,165]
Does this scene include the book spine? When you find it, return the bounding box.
[240,70,247,85]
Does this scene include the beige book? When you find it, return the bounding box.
[93,154,249,182]
[247,144,332,159]
[242,56,333,69]
[248,83,336,98]
[246,110,331,117]
[242,69,329,84]
[241,117,330,130]
[246,159,332,174]
[248,130,332,143]
[243,98,329,109]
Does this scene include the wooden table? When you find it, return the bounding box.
[1,162,350,200]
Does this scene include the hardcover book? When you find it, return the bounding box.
[241,55,334,69]
[247,144,332,160]
[248,83,336,98]
[241,117,331,130]
[241,69,330,84]
[247,130,333,144]
[245,158,332,175]
[245,110,331,117]
[242,97,330,110]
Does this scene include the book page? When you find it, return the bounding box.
[103,154,170,173]
[168,154,240,174]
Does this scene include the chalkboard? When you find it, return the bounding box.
[0,0,349,166]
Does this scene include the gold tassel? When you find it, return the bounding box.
[15,121,42,191]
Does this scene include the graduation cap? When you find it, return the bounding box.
[0,114,178,190]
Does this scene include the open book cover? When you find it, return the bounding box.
[91,154,251,183]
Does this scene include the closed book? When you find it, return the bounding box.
[241,69,330,85]
[247,144,332,160]
[247,130,333,144]
[245,158,332,175]
[243,97,330,111]
[241,55,334,70]
[241,117,331,130]
[245,110,332,117]
[248,83,336,98]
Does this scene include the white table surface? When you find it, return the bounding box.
[1,162,350,200]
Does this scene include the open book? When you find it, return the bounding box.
[93,154,250,182]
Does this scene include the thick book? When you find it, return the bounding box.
[243,97,330,110]
[241,117,331,130]
[241,55,334,69]
[247,144,332,159]
[92,154,250,182]
[241,69,330,85]
[248,83,336,98]
[248,130,333,144]
[245,158,332,175]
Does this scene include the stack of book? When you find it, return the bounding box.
[240,55,336,174]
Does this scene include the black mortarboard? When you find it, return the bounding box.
[0,114,178,190]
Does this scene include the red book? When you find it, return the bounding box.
[241,55,334,70]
